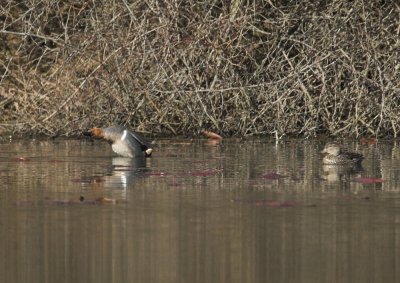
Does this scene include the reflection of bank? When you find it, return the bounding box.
[322,164,363,182]
[103,157,150,189]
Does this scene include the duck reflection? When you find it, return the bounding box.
[322,164,363,182]
[103,157,150,189]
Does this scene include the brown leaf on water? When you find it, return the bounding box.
[231,199,301,208]
[360,137,377,145]
[95,197,116,204]
[202,131,223,140]
[17,196,123,206]
[353,177,384,184]
[261,172,285,180]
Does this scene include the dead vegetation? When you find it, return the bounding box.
[0,1,399,137]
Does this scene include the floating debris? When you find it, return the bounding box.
[16,196,123,206]
[353,177,384,184]
[261,172,285,180]
[95,197,117,204]
[202,131,223,141]
[360,137,377,145]
[202,131,223,145]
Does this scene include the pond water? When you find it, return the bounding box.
[1,137,400,283]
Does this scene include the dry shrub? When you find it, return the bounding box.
[0,0,399,137]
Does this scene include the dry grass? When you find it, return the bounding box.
[0,0,399,137]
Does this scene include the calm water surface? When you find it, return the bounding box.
[1,138,400,283]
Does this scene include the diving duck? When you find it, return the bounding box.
[90,126,153,158]
[321,143,363,165]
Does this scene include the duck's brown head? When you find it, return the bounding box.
[90,128,104,138]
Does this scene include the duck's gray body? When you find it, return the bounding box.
[321,143,363,165]
[91,126,152,158]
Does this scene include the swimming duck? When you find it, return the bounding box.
[90,126,153,158]
[321,143,363,165]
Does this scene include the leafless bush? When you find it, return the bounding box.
[0,0,399,137]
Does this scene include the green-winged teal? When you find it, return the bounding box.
[321,143,363,165]
[90,126,152,158]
